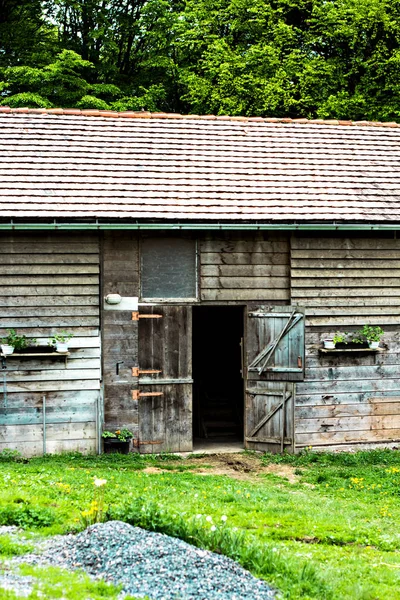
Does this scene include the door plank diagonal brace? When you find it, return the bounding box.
[248,311,302,375]
[246,389,292,439]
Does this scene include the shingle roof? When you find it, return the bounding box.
[1,107,400,222]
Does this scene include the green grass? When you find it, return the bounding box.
[2,449,400,598]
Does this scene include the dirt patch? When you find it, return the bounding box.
[183,454,300,482]
[143,467,164,474]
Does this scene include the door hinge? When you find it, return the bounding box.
[298,356,303,368]
[132,367,162,377]
[131,312,163,321]
[131,390,163,400]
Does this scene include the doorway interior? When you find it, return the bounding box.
[192,306,244,447]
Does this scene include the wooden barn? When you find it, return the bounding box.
[1,107,400,456]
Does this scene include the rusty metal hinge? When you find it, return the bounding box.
[131,390,163,400]
[132,368,162,377]
[131,312,163,321]
[138,440,164,445]
[298,356,303,368]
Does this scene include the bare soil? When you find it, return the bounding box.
[162,453,299,483]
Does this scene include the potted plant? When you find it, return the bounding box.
[50,331,74,353]
[102,429,134,454]
[332,332,348,349]
[0,329,36,355]
[357,325,384,349]
[323,337,335,349]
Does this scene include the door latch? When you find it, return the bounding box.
[116,361,124,375]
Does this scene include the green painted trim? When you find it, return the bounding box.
[0,222,399,231]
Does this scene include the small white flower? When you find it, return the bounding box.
[221,515,228,522]
[93,478,107,487]
[194,494,198,498]
[206,516,213,522]
[210,525,217,531]
[196,514,202,519]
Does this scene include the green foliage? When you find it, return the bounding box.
[4,451,400,597]
[102,429,134,441]
[50,331,74,344]
[0,535,33,556]
[0,448,23,463]
[358,325,385,342]
[0,0,400,118]
[0,505,55,528]
[0,329,36,351]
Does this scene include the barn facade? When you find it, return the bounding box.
[1,108,400,456]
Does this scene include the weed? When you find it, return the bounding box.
[0,505,55,528]
[0,535,33,556]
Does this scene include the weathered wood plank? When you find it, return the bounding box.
[294,297,400,307]
[292,288,400,298]
[0,368,100,382]
[0,286,99,296]
[0,405,96,426]
[0,422,96,443]
[0,439,96,457]
[3,390,99,409]
[0,380,100,392]
[295,428,400,446]
[0,243,98,254]
[3,357,100,371]
[305,306,400,316]
[0,275,98,285]
[296,402,400,419]
[296,379,400,395]
[201,276,289,289]
[0,306,99,317]
[201,265,289,277]
[292,277,400,288]
[292,258,400,269]
[0,296,99,307]
[0,316,99,327]
[0,327,99,337]
[291,250,400,260]
[200,240,289,253]
[0,265,99,275]
[292,269,400,278]
[291,238,400,250]
[201,289,289,301]
[0,253,99,265]
[296,392,400,406]
[201,252,289,265]
[296,414,400,433]
[305,316,400,326]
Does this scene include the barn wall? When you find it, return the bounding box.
[199,232,290,302]
[0,232,101,457]
[102,232,140,439]
[292,232,400,449]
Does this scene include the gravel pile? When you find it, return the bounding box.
[20,520,275,600]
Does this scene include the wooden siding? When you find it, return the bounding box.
[292,233,400,449]
[200,233,290,302]
[102,232,140,441]
[0,232,100,457]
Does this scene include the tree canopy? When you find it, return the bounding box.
[1,0,400,120]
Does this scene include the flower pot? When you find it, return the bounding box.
[103,438,130,454]
[323,340,335,349]
[1,344,14,355]
[55,341,69,353]
[368,341,380,349]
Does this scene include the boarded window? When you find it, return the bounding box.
[141,238,197,299]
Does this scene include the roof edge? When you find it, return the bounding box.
[0,222,399,231]
[0,106,399,128]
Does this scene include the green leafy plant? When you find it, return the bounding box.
[1,329,36,350]
[357,325,384,343]
[102,429,134,442]
[332,332,348,345]
[50,331,74,344]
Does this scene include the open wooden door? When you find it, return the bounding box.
[245,306,305,453]
[137,305,192,453]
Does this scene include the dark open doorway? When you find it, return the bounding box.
[193,306,244,445]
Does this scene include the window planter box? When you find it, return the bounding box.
[103,438,130,454]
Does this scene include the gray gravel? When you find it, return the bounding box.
[11,520,275,600]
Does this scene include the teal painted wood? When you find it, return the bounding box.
[0,405,95,426]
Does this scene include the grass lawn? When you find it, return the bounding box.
[1,449,400,599]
